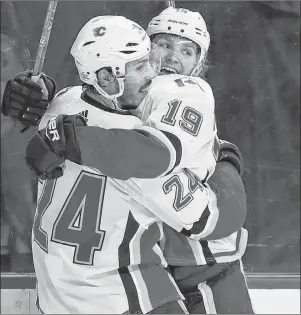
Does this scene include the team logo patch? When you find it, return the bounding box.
[93,26,106,37]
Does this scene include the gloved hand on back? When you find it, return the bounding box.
[25,114,87,180]
[2,70,56,126]
[218,139,244,177]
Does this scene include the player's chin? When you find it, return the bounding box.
[138,90,149,101]
[138,84,151,98]
[123,92,147,109]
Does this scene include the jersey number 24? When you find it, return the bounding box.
[33,171,106,266]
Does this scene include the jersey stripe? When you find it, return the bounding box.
[129,226,144,264]
[119,218,183,313]
[159,130,182,175]
[178,186,220,240]
[213,228,248,263]
[187,238,207,265]
[197,282,217,314]
[118,212,139,267]
[118,267,141,313]
[136,126,182,177]
[179,206,211,238]
[128,265,153,313]
[118,213,141,313]
[138,223,166,265]
[195,188,220,239]
[213,228,242,258]
[139,264,184,311]
[199,240,217,265]
[165,228,248,266]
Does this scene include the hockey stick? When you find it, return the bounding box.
[165,1,175,7]
[20,1,58,133]
[32,0,59,76]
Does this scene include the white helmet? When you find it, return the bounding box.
[71,16,157,103]
[147,7,210,76]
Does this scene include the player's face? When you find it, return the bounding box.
[152,34,200,76]
[118,47,160,109]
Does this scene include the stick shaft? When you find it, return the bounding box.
[33,0,58,75]
[165,1,175,7]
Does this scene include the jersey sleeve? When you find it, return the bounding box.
[74,82,216,181]
[201,161,247,240]
[125,169,210,239]
[126,160,247,240]
[135,91,216,179]
[75,126,172,180]
[180,161,247,240]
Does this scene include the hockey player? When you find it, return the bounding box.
[3,16,194,314]
[44,8,253,313]
[146,8,254,313]
[2,14,228,314]
[2,9,253,314]
[61,9,253,313]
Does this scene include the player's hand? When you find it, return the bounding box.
[1,70,56,126]
[25,114,87,180]
[218,140,244,177]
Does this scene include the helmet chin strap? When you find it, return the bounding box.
[190,51,206,77]
[93,77,126,110]
[190,66,200,77]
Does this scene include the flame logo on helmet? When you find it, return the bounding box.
[93,26,107,37]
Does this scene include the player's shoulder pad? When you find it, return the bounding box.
[48,86,93,115]
[150,74,214,114]
[52,86,82,107]
[192,76,214,97]
[39,86,91,129]
[151,74,213,99]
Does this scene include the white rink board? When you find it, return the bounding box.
[249,289,300,314]
[1,289,300,314]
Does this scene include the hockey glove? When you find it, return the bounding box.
[25,114,87,180]
[218,140,244,177]
[2,70,56,126]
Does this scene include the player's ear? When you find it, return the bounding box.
[97,68,116,87]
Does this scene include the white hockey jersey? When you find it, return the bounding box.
[133,74,218,181]
[31,74,236,314]
[33,86,184,314]
[77,74,218,182]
